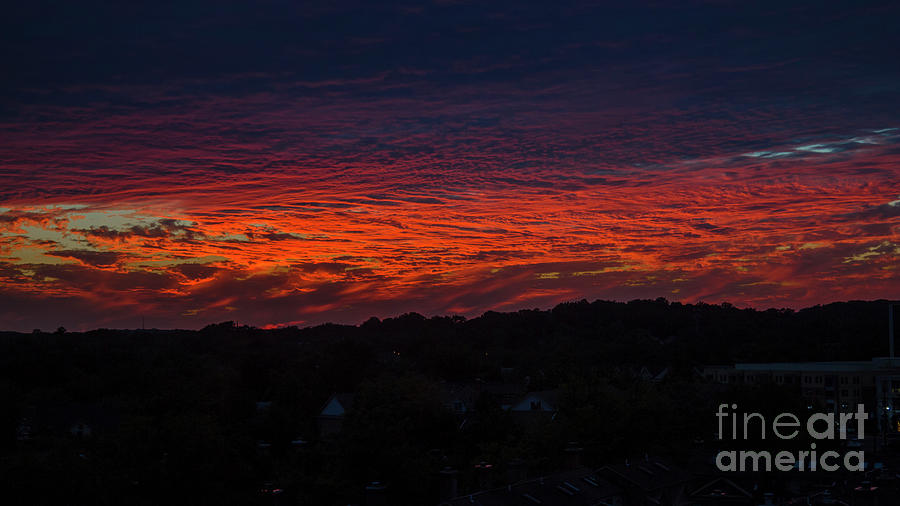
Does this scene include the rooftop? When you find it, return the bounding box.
[442,468,622,506]
[720,357,900,373]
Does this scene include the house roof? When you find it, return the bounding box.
[689,477,752,500]
[710,358,900,373]
[442,468,623,506]
[479,381,525,397]
[318,392,355,417]
[734,361,875,372]
[638,366,669,382]
[439,381,480,404]
[599,457,692,492]
[510,390,560,412]
[24,402,120,433]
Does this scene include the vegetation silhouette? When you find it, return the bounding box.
[0,298,893,504]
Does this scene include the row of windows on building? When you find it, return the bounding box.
[796,375,861,385]
[710,373,863,386]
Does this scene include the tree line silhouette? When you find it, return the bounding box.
[0,298,893,504]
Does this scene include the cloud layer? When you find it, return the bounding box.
[0,0,898,330]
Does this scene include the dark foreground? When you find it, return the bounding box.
[2,299,898,504]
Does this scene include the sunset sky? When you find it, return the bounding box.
[1,1,898,331]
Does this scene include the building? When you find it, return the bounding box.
[16,402,120,440]
[440,467,624,506]
[510,390,559,425]
[599,456,693,506]
[685,477,753,505]
[702,358,900,434]
[316,392,354,437]
[438,381,479,416]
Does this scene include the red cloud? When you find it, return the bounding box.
[0,80,898,330]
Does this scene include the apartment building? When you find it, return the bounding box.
[703,358,900,435]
